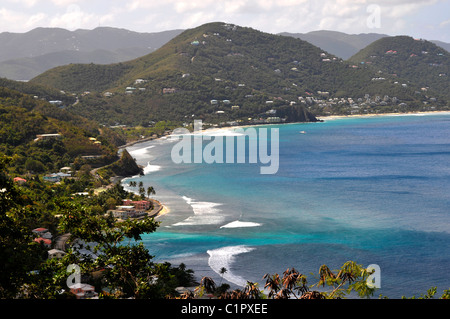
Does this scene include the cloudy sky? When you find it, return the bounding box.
[1,0,449,42]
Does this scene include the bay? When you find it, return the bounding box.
[124,112,450,298]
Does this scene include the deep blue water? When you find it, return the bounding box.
[124,113,450,298]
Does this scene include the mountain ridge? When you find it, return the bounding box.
[0,27,184,80]
[30,22,447,126]
[1,26,449,81]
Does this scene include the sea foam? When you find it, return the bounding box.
[128,145,155,156]
[207,245,255,287]
[143,162,161,174]
[170,196,225,226]
[220,220,262,228]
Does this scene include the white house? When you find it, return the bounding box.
[48,249,66,259]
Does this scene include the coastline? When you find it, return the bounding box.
[148,198,170,219]
[316,110,450,121]
[118,109,450,221]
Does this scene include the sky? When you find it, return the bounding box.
[1,0,449,42]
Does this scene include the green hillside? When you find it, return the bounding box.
[349,36,449,99]
[31,22,447,125]
[0,86,126,175]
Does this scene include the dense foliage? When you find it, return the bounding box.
[349,36,450,100]
[0,154,197,298]
[0,87,125,174]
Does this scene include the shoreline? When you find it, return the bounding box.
[118,109,450,221]
[316,110,450,121]
[148,198,170,219]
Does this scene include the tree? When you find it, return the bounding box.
[195,276,216,298]
[129,181,137,188]
[219,267,227,285]
[0,155,44,298]
[146,186,155,198]
[314,261,377,299]
[57,202,172,298]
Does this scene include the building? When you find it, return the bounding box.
[122,200,151,211]
[34,237,51,248]
[60,167,72,174]
[163,88,177,94]
[35,134,61,141]
[32,227,49,236]
[43,172,71,183]
[48,249,66,259]
[81,155,102,160]
[13,177,27,185]
[266,117,281,123]
[69,283,98,299]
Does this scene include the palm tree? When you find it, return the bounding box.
[129,181,137,188]
[318,264,336,287]
[146,186,155,198]
[282,267,304,298]
[195,276,216,298]
[244,281,262,299]
[219,267,227,285]
[263,273,280,299]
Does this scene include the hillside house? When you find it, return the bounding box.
[35,134,61,142]
[13,177,27,185]
[60,167,72,174]
[266,117,281,123]
[122,199,151,210]
[81,155,102,160]
[43,172,71,183]
[163,88,177,94]
[69,283,98,299]
[48,249,66,259]
[34,237,51,248]
[32,227,49,237]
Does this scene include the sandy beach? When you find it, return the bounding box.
[149,198,170,219]
[317,110,450,121]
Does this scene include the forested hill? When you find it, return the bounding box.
[349,36,449,98]
[30,22,446,126]
[0,85,125,175]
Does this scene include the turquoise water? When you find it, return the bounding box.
[124,113,450,298]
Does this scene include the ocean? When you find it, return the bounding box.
[124,112,450,298]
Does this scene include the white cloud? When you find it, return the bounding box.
[4,0,38,8]
[0,0,447,41]
[25,12,47,28]
[49,4,97,30]
[440,19,450,27]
